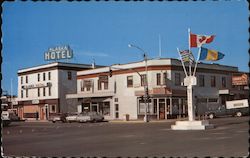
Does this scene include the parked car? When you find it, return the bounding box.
[205,99,249,119]
[76,112,104,123]
[49,113,68,123]
[65,113,79,123]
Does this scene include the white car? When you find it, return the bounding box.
[76,112,104,123]
[65,113,79,123]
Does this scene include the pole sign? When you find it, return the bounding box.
[44,45,73,61]
[232,73,248,86]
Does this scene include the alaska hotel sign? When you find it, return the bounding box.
[44,45,73,61]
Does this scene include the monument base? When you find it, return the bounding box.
[171,120,214,130]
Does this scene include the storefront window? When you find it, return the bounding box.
[138,99,153,114]
[99,102,110,116]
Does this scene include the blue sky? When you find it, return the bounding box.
[2,1,249,95]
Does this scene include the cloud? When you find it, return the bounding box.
[75,51,109,57]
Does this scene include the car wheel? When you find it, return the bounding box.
[208,113,214,119]
[236,111,242,117]
[52,121,56,123]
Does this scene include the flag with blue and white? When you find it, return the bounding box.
[180,50,195,64]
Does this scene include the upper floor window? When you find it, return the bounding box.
[49,87,51,96]
[68,71,72,80]
[127,76,133,87]
[43,87,46,96]
[163,72,167,85]
[38,88,40,97]
[199,75,205,87]
[175,73,181,86]
[38,74,40,82]
[21,77,23,84]
[211,76,216,87]
[26,89,28,97]
[80,80,84,91]
[222,76,226,88]
[43,73,46,81]
[26,76,28,83]
[21,90,23,98]
[156,73,161,85]
[98,79,102,90]
[48,72,51,80]
[141,74,147,87]
[104,81,108,90]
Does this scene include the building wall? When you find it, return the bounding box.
[58,69,78,113]
[18,69,59,101]
[75,58,240,120]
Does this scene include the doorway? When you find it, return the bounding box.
[159,99,165,119]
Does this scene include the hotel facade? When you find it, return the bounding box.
[67,58,249,120]
[17,62,96,120]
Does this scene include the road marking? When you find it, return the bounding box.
[19,130,22,134]
[210,132,224,135]
[215,136,231,140]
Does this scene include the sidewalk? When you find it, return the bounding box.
[109,118,187,124]
[24,120,50,123]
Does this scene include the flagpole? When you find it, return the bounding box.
[193,46,201,76]
[177,48,188,77]
[188,28,192,77]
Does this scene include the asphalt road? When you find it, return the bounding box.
[2,116,249,157]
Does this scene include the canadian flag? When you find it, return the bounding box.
[190,33,215,47]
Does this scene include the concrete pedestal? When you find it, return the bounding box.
[171,120,214,130]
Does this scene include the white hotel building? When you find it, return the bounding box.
[67,58,248,120]
[17,62,96,120]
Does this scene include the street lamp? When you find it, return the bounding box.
[128,44,149,122]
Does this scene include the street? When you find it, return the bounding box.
[2,116,249,157]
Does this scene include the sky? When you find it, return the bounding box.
[2,1,249,96]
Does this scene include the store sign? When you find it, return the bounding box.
[44,45,73,61]
[32,99,40,104]
[22,82,52,89]
[232,74,248,85]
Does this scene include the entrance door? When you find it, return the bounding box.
[159,99,165,119]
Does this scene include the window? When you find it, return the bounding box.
[211,76,216,87]
[51,105,56,113]
[37,74,40,82]
[175,73,181,86]
[115,104,119,111]
[26,76,28,83]
[43,73,46,81]
[43,87,46,96]
[38,88,40,97]
[208,98,218,103]
[80,80,84,91]
[86,86,90,91]
[48,72,51,80]
[68,71,72,80]
[26,89,28,97]
[21,90,23,98]
[99,102,110,116]
[98,80,102,90]
[141,74,147,86]
[21,77,23,84]
[104,81,108,90]
[49,87,51,96]
[114,98,118,102]
[222,76,226,88]
[198,75,205,87]
[156,73,161,85]
[163,72,167,85]
[127,76,133,87]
